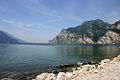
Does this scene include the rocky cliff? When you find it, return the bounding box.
[49,19,120,44]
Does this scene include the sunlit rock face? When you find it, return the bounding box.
[49,29,94,44]
[49,19,120,44]
[97,31,120,44]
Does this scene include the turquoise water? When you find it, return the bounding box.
[0,44,120,79]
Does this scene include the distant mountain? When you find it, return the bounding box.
[49,19,120,44]
[0,31,27,44]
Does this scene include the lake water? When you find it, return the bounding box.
[0,44,120,79]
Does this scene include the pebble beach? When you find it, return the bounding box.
[32,55,120,80]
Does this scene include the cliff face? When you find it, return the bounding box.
[97,31,120,44]
[49,29,94,44]
[49,19,120,44]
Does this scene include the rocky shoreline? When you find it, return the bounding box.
[32,55,120,80]
[1,55,120,80]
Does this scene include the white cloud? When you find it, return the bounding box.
[15,23,32,31]
[0,17,43,31]
[18,0,82,23]
[1,19,16,23]
[16,23,24,28]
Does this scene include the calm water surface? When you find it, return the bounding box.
[0,44,120,79]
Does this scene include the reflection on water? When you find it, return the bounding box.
[55,46,120,61]
[0,44,120,72]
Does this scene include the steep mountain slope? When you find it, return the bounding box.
[0,31,27,44]
[49,19,120,44]
[97,20,120,44]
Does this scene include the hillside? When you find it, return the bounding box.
[49,19,120,44]
[0,31,27,44]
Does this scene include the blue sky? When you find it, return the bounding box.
[0,0,120,43]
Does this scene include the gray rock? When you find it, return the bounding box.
[100,59,110,64]
[97,31,120,44]
[1,78,14,80]
[77,62,83,67]
[36,73,48,80]
[113,57,120,62]
[57,72,66,80]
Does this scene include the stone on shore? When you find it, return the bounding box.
[113,57,120,62]
[72,67,77,71]
[1,78,13,80]
[56,72,66,80]
[36,73,48,80]
[35,73,56,80]
[82,65,90,71]
[34,55,120,80]
[77,62,83,67]
[100,59,110,64]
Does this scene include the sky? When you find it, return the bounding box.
[0,0,120,43]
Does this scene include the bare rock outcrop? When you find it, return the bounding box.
[49,19,120,44]
[97,31,120,44]
[49,29,94,44]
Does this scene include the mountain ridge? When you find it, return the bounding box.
[49,19,120,44]
[0,31,27,44]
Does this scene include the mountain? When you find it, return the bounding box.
[0,31,27,44]
[49,19,120,44]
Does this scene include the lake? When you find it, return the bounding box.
[0,44,120,79]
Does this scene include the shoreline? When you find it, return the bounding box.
[1,55,120,80]
[32,55,120,80]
